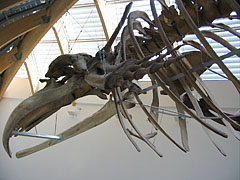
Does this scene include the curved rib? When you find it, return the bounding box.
[150,0,192,151]
[127,11,154,59]
[212,23,240,39]
[112,89,141,152]
[176,0,240,92]
[175,54,240,138]
[150,0,171,49]
[115,87,163,157]
[121,21,148,61]
[152,72,228,138]
[134,93,187,153]
[103,2,132,53]
[149,75,160,123]
[183,40,212,58]
[201,30,240,57]
[180,78,226,156]
[186,73,240,138]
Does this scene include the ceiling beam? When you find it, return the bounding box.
[0,0,78,100]
[52,20,69,54]
[94,0,110,41]
[0,48,18,74]
[24,61,35,95]
[0,0,27,12]
[52,26,65,54]
[0,9,47,49]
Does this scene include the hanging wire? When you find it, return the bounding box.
[125,100,189,118]
[34,126,38,134]
[54,112,58,136]
[67,7,95,53]
[64,11,81,52]
[125,99,240,120]
[206,68,229,80]
[59,16,71,53]
[99,49,107,76]
[38,36,57,78]
[30,52,40,88]
[93,7,104,51]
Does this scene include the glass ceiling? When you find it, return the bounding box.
[15,0,240,91]
[15,0,162,83]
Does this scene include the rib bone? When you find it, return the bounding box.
[16,98,135,158]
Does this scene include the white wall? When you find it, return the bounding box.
[0,78,239,180]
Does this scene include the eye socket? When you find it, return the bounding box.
[97,67,105,75]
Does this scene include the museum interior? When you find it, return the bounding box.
[0,0,239,180]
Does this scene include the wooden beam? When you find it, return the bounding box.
[0,48,18,74]
[52,26,64,54]
[0,0,78,100]
[0,9,47,49]
[0,0,27,12]
[24,61,35,95]
[94,0,110,41]
[53,20,70,54]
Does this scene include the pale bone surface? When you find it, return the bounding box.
[2,0,240,158]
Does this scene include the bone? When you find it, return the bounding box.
[128,11,154,59]
[201,30,240,57]
[134,93,187,152]
[123,0,236,60]
[123,71,134,80]
[85,73,106,90]
[175,53,240,136]
[150,0,171,49]
[176,49,240,140]
[176,0,240,92]
[180,77,226,156]
[186,76,240,138]
[183,95,240,128]
[120,25,131,61]
[3,75,92,157]
[153,72,228,138]
[158,59,192,151]
[113,90,141,152]
[115,87,163,157]
[227,0,240,16]
[72,54,89,72]
[134,68,149,80]
[172,50,223,151]
[212,23,240,39]
[148,74,159,123]
[120,21,150,60]
[45,53,93,79]
[3,0,240,159]
[176,101,190,152]
[16,98,136,158]
[46,54,73,78]
[103,2,132,53]
[183,40,212,58]
[85,89,108,100]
